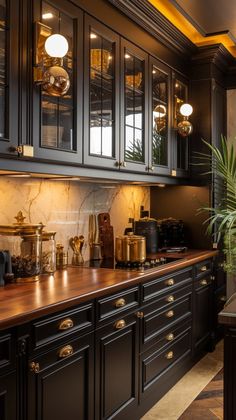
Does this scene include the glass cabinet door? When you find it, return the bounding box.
[33,0,83,163]
[84,16,119,168]
[120,39,148,172]
[149,58,170,175]
[173,76,189,174]
[0,0,19,154]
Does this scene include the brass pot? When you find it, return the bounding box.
[115,233,146,263]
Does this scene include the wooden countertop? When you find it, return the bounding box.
[219,292,236,326]
[0,249,217,330]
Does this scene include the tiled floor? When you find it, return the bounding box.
[142,341,223,420]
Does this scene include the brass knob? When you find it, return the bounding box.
[114,319,126,329]
[58,318,74,330]
[166,333,174,341]
[200,279,208,286]
[200,266,207,272]
[165,351,174,360]
[165,278,174,286]
[29,361,40,374]
[58,345,74,358]
[136,311,144,319]
[166,310,174,318]
[115,298,126,308]
[220,295,227,302]
[210,275,215,281]
[166,295,175,303]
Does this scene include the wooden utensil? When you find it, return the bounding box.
[97,212,114,259]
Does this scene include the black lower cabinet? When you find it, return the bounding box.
[95,313,139,420]
[193,276,213,355]
[27,333,94,420]
[0,371,16,420]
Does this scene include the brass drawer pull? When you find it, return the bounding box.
[165,351,174,360]
[29,361,40,374]
[58,318,74,331]
[166,295,175,303]
[200,265,207,272]
[115,298,126,308]
[200,279,208,286]
[166,333,174,341]
[114,319,126,329]
[220,295,227,302]
[136,311,144,319]
[58,345,74,358]
[165,278,175,286]
[166,310,174,318]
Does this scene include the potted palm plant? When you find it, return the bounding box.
[196,137,236,275]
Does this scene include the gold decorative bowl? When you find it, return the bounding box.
[125,72,142,89]
[90,49,111,78]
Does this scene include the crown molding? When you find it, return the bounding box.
[107,0,197,57]
[191,44,234,72]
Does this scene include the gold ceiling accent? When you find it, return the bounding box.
[148,0,236,57]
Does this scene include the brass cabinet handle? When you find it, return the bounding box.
[114,319,126,329]
[165,351,174,360]
[166,333,174,341]
[166,310,174,318]
[166,295,175,303]
[58,318,74,331]
[58,345,74,358]
[136,311,144,319]
[200,279,208,286]
[115,298,126,308]
[200,265,207,272]
[210,275,215,281]
[29,361,40,374]
[220,295,227,302]
[165,278,175,286]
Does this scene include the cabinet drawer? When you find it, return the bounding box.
[0,332,14,372]
[142,268,192,303]
[195,260,212,278]
[142,287,192,347]
[141,328,191,391]
[96,286,139,324]
[32,302,94,349]
[195,275,212,290]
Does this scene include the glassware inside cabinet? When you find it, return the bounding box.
[41,1,74,151]
[124,50,145,163]
[89,30,115,158]
[0,1,6,139]
[152,65,168,167]
[174,79,188,171]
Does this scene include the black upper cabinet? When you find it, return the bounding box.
[32,0,83,163]
[149,57,171,175]
[84,16,120,169]
[0,0,19,155]
[120,39,148,172]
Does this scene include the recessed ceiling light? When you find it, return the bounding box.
[42,13,53,19]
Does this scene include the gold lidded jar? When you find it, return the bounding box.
[41,231,57,274]
[0,211,44,281]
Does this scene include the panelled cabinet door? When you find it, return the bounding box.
[84,16,120,169]
[193,279,212,352]
[27,333,94,420]
[172,74,189,177]
[120,39,149,173]
[0,371,17,420]
[95,313,139,420]
[0,0,19,155]
[149,57,171,175]
[32,0,83,163]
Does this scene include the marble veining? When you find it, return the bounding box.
[0,178,150,261]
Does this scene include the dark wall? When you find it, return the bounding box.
[150,185,212,249]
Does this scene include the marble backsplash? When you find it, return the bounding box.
[0,178,150,262]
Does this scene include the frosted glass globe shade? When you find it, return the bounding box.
[45,34,68,58]
[179,103,193,117]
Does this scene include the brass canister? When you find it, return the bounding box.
[115,233,146,263]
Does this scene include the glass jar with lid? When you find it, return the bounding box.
[41,231,56,274]
[0,211,44,281]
